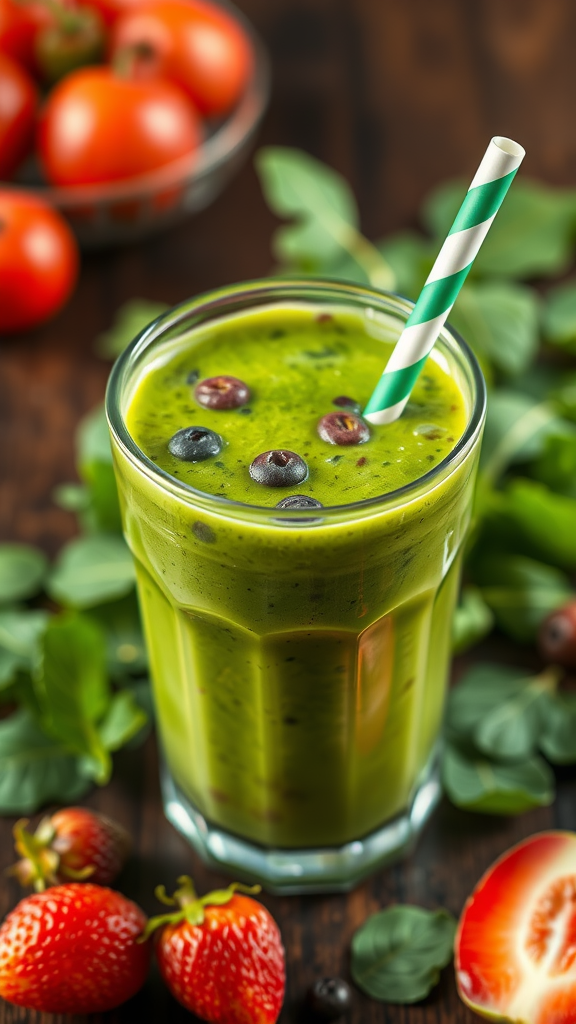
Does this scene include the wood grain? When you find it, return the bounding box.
[2,1,576,1020]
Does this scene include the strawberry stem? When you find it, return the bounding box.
[139,879,261,943]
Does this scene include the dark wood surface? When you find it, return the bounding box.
[2,1,576,1020]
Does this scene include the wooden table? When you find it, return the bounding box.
[2,1,576,1020]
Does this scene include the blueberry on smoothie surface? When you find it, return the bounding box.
[249,450,308,487]
[317,411,370,446]
[195,375,250,410]
[168,426,223,461]
[276,495,323,509]
[332,395,361,413]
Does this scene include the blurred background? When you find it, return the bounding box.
[4,0,576,553]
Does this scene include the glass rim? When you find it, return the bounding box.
[105,278,487,524]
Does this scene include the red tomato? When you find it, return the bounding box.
[0,190,78,333]
[83,0,146,27]
[38,66,201,186]
[0,0,51,70]
[111,0,253,117]
[0,53,37,178]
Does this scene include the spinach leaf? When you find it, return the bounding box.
[0,709,90,814]
[0,609,50,687]
[0,545,48,604]
[494,479,576,569]
[539,694,576,764]
[351,905,456,1004]
[442,743,554,814]
[543,280,576,350]
[95,299,169,359]
[445,664,530,744]
[48,534,135,608]
[376,232,433,298]
[423,178,576,279]
[35,612,111,784]
[89,593,148,678]
[473,554,572,642]
[255,147,394,288]
[479,391,570,485]
[98,689,148,752]
[449,282,539,377]
[76,404,122,534]
[451,587,494,654]
[530,434,576,497]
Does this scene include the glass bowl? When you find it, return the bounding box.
[18,6,270,249]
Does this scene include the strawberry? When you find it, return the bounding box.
[143,877,285,1024]
[455,831,576,1023]
[0,882,150,1013]
[11,806,131,890]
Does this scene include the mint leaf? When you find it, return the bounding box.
[95,299,169,359]
[539,694,576,764]
[442,743,554,814]
[48,534,135,608]
[76,404,122,534]
[90,593,147,679]
[256,147,393,288]
[351,906,456,1004]
[423,178,576,279]
[98,689,148,751]
[0,709,90,813]
[449,282,539,377]
[35,612,111,784]
[0,609,49,687]
[452,587,494,654]
[0,545,48,604]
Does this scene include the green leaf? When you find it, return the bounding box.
[539,694,576,764]
[48,534,135,608]
[531,434,576,498]
[549,372,576,424]
[0,545,48,604]
[442,743,554,814]
[95,299,169,359]
[98,689,148,752]
[35,612,111,784]
[351,905,456,1004]
[451,587,494,654]
[77,403,113,466]
[423,178,576,279]
[255,147,394,288]
[89,593,148,679]
[543,280,576,350]
[75,404,122,533]
[473,554,572,642]
[53,483,91,513]
[376,232,433,299]
[446,663,529,744]
[0,609,49,687]
[493,479,576,569]
[474,670,557,762]
[449,282,539,377]
[0,708,90,814]
[479,391,572,485]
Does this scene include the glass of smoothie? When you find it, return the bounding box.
[106,279,486,893]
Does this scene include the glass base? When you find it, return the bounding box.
[161,754,441,895]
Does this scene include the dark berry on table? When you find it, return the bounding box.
[307,977,352,1020]
[539,601,576,667]
[276,495,323,510]
[249,450,308,487]
[317,412,370,446]
[332,395,361,414]
[195,375,250,409]
[168,427,223,461]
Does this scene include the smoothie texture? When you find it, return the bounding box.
[126,307,467,506]
[109,287,484,861]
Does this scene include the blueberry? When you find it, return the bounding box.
[317,412,370,446]
[249,450,308,487]
[306,978,352,1020]
[332,395,361,414]
[168,427,223,461]
[276,495,323,510]
[195,375,250,410]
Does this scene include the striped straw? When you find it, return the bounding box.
[364,136,525,425]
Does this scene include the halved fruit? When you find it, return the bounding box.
[455,831,576,1023]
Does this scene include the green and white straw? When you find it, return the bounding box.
[364,136,525,425]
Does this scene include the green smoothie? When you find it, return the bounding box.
[108,282,484,884]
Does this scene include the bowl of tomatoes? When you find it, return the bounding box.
[0,0,269,247]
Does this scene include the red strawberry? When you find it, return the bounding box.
[11,806,131,890]
[0,883,150,1013]
[144,877,285,1024]
[455,831,576,1023]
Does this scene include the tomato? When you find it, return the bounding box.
[0,190,78,333]
[111,0,253,117]
[0,0,51,70]
[83,0,145,27]
[0,53,37,178]
[38,66,201,186]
